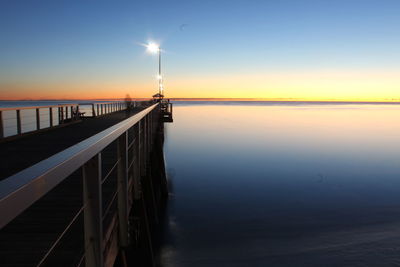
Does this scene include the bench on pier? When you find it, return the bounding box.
[71,109,85,120]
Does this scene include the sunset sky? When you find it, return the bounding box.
[0,0,399,101]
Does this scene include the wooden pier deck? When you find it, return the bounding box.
[0,107,145,181]
[0,103,170,267]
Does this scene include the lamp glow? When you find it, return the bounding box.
[144,41,164,99]
[146,42,159,54]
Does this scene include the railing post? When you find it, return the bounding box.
[66,105,69,119]
[147,115,150,152]
[117,132,129,247]
[150,111,153,146]
[134,123,141,200]
[139,120,145,176]
[16,110,22,135]
[145,116,148,152]
[49,107,53,127]
[83,154,104,267]
[92,104,96,117]
[60,107,64,124]
[97,104,99,117]
[36,108,40,130]
[0,110,3,138]
[62,107,65,123]
[143,118,147,170]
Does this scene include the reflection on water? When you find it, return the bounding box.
[159,102,400,267]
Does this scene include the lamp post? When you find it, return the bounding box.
[146,42,163,98]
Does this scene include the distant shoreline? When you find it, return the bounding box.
[1,98,400,104]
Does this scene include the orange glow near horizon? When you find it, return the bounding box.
[1,70,400,102]
[171,103,400,159]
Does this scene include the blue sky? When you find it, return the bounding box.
[0,0,399,99]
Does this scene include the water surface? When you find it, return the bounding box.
[159,102,400,267]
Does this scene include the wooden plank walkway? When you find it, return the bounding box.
[0,107,147,267]
[0,107,145,181]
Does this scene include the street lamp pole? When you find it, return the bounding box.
[158,49,162,96]
[146,42,163,99]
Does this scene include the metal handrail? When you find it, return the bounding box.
[0,103,78,111]
[0,103,158,229]
[78,101,123,105]
[0,103,81,138]
[0,101,145,138]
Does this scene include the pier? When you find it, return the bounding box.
[0,100,173,267]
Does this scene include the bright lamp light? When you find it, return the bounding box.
[146,42,159,53]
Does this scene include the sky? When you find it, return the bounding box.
[0,0,399,101]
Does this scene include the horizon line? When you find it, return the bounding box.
[1,97,400,103]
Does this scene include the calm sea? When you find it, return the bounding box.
[159,101,400,267]
[3,100,400,266]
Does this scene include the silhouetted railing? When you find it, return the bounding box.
[78,101,126,117]
[0,104,160,266]
[0,104,79,138]
[160,99,173,122]
[0,101,155,139]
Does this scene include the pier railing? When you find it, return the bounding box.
[88,100,154,118]
[160,99,173,122]
[0,100,153,139]
[79,101,126,117]
[0,103,79,138]
[0,103,160,266]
